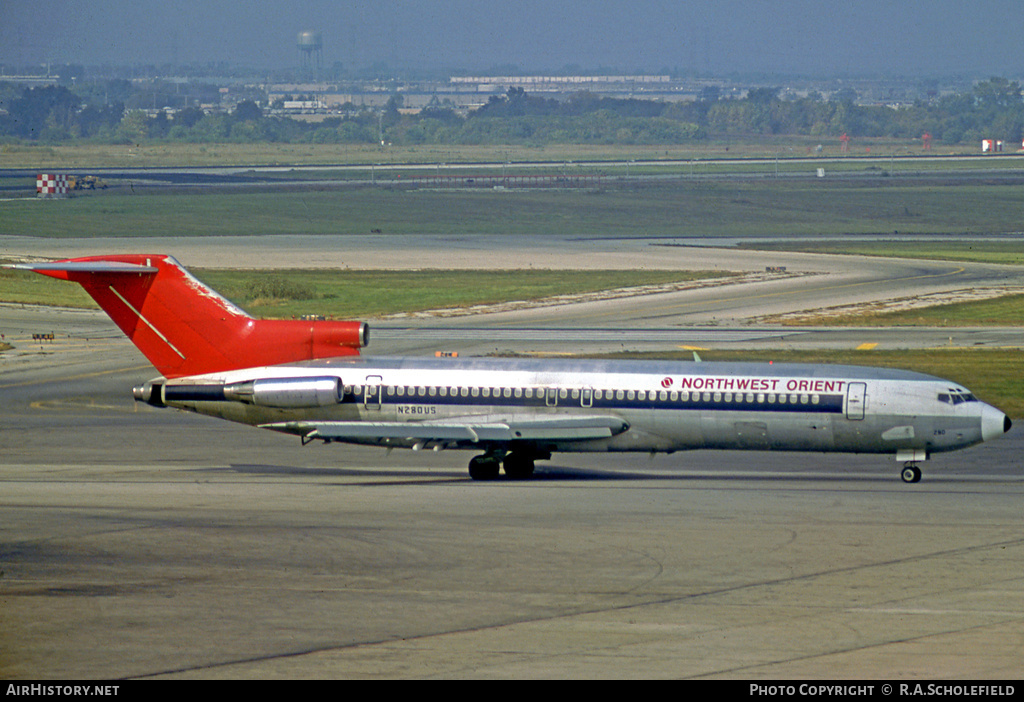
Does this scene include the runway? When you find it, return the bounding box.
[3,233,1024,678]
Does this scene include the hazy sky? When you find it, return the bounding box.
[3,0,1023,77]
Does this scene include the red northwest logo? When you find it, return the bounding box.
[661,377,673,389]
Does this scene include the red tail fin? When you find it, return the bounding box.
[11,255,366,378]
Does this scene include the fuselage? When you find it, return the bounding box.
[143,356,1009,458]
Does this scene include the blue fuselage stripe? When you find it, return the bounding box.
[354,389,845,414]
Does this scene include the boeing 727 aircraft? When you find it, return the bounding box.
[10,254,1011,482]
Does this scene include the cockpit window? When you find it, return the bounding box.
[938,392,977,405]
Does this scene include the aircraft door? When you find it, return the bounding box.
[364,375,382,410]
[846,382,866,420]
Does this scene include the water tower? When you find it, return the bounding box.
[297,31,323,74]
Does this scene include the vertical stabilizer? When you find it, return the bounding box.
[10,255,366,378]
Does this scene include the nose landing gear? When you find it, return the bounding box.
[900,463,922,484]
[897,450,927,484]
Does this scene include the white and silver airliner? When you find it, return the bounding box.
[135,355,1011,482]
[11,254,1012,482]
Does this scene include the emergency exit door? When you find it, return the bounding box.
[846,382,866,420]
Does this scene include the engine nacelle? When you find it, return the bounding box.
[250,320,369,362]
[137,376,344,409]
[222,376,342,408]
[312,320,369,352]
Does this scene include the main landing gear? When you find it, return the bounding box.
[900,463,922,484]
[468,451,540,481]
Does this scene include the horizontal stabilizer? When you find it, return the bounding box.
[7,261,158,274]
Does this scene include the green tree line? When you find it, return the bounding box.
[2,78,1022,147]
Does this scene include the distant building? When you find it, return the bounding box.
[450,75,670,92]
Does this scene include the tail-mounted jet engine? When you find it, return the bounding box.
[134,376,343,409]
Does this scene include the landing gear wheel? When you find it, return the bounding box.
[503,453,536,480]
[901,464,922,484]
[468,455,501,481]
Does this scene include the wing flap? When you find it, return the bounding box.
[262,415,628,443]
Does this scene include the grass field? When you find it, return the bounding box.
[0,142,694,169]
[7,179,1024,241]
[0,139,1001,169]
[197,268,728,319]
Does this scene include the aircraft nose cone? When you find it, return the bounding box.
[981,404,1011,442]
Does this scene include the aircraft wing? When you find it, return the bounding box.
[262,415,629,444]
